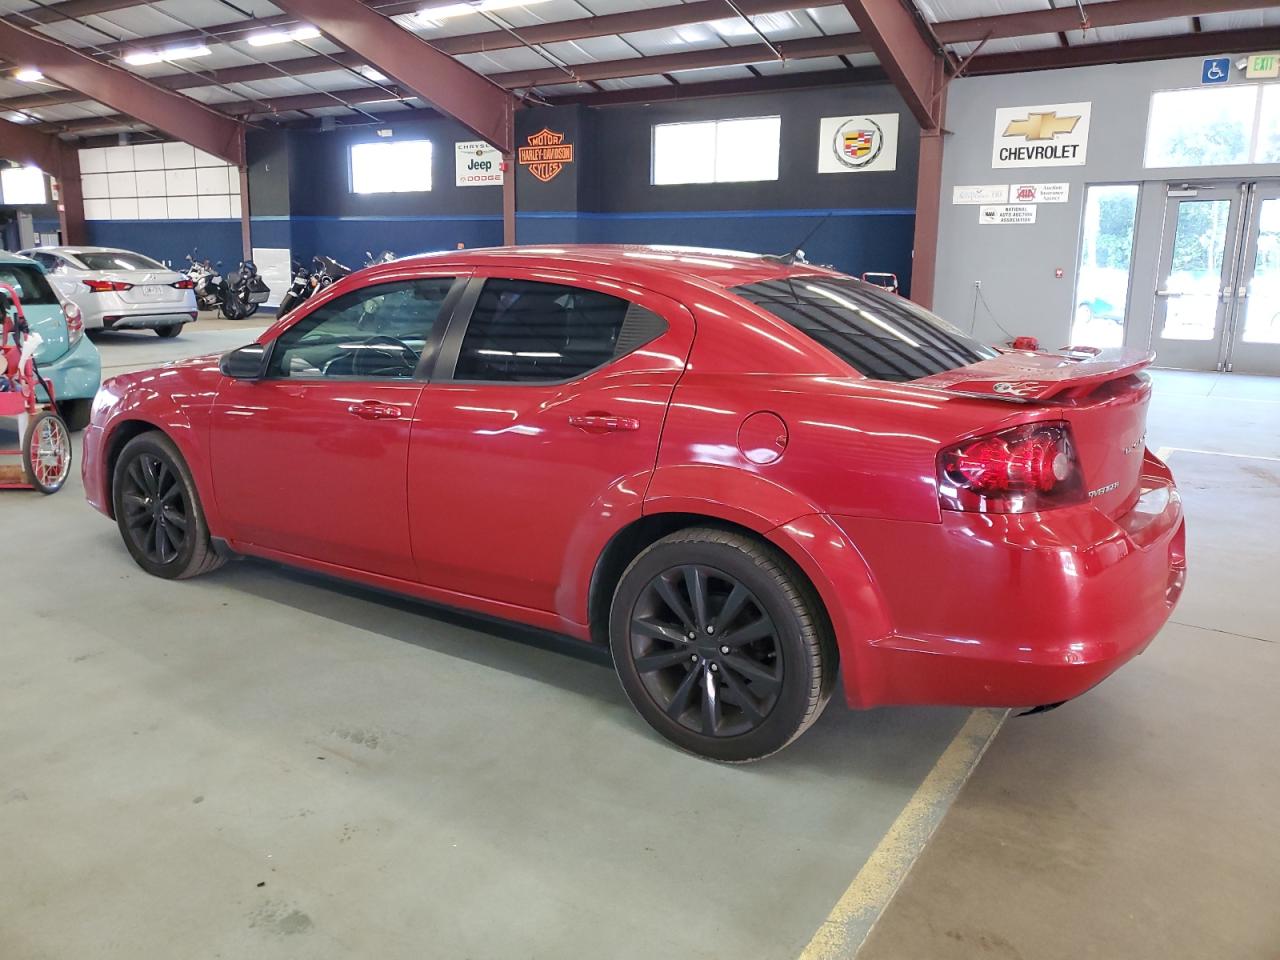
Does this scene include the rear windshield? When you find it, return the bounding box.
[75,251,166,271]
[733,276,998,382]
[0,263,58,306]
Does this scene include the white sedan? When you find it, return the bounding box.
[19,246,198,338]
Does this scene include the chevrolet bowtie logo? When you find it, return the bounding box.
[1003,112,1080,141]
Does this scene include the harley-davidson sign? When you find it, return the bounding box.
[518,128,574,182]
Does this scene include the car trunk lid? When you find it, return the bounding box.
[94,270,187,306]
[919,349,1155,518]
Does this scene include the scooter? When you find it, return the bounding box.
[184,252,221,310]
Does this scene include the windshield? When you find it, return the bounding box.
[732,276,998,382]
[0,263,59,306]
[75,251,166,271]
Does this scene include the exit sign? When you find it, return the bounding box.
[1246,53,1280,79]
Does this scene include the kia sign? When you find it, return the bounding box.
[455,140,503,187]
[992,102,1091,168]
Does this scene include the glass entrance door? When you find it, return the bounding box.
[1229,184,1280,375]
[1150,181,1280,374]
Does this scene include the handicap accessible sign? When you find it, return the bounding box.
[1202,58,1230,84]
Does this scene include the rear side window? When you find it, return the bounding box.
[0,263,58,306]
[733,276,998,381]
[75,252,166,271]
[454,278,666,382]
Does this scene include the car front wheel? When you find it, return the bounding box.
[609,528,837,762]
[112,432,225,579]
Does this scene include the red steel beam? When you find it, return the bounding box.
[934,0,1280,43]
[840,0,944,130]
[0,20,246,165]
[0,116,86,243]
[270,0,517,152]
[966,24,1280,74]
[490,34,871,88]
[548,66,889,107]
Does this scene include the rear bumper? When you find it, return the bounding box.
[790,451,1186,709]
[35,336,101,403]
[100,311,197,330]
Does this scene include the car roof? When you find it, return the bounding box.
[392,244,838,289]
[0,251,40,265]
[30,246,134,256]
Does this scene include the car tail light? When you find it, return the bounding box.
[63,299,84,345]
[937,421,1085,514]
[172,279,195,289]
[83,279,133,293]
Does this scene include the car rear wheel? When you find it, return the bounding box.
[609,528,836,762]
[112,432,225,579]
[57,398,92,432]
[155,324,183,338]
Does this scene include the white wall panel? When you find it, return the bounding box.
[135,170,167,196]
[132,143,166,170]
[196,166,229,195]
[107,171,137,198]
[163,141,196,169]
[78,140,242,220]
[79,148,107,174]
[165,168,198,195]
[137,197,169,219]
[81,173,109,199]
[167,196,199,218]
[197,195,232,219]
[109,198,139,219]
[103,145,134,172]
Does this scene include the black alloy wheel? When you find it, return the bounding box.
[610,528,836,762]
[112,432,225,579]
[120,450,189,565]
[631,565,783,738]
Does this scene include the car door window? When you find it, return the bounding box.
[453,278,667,382]
[268,277,456,380]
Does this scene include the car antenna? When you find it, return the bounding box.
[764,212,833,265]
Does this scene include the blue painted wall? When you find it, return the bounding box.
[84,218,242,271]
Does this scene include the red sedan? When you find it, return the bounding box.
[82,246,1186,761]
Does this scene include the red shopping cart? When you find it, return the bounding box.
[0,283,72,494]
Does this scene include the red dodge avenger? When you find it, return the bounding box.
[82,245,1186,761]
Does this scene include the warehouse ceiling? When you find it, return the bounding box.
[0,0,1278,140]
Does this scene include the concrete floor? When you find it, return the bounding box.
[1,319,975,959]
[2,326,1276,958]
[861,370,1280,959]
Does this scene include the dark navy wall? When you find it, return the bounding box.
[84,218,242,270]
[246,79,919,288]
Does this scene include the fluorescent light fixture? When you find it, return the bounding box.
[4,112,37,124]
[122,44,211,66]
[246,25,321,46]
[358,65,389,83]
[14,68,43,82]
[414,0,551,26]
[708,13,795,37]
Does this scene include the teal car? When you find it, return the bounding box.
[0,252,101,430]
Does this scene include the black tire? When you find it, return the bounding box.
[277,292,298,318]
[58,398,92,432]
[155,324,183,338]
[243,301,260,318]
[609,527,837,762]
[220,295,246,321]
[21,411,72,494]
[112,431,225,580]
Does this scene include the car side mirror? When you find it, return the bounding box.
[220,343,269,380]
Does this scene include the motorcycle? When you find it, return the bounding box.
[217,260,271,321]
[276,260,313,319]
[364,250,396,267]
[183,252,221,310]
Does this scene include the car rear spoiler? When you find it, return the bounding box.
[915,349,1155,402]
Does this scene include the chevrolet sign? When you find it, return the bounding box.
[992,101,1091,168]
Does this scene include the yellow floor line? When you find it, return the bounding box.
[798,708,1008,960]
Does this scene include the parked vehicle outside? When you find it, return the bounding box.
[0,252,101,431]
[81,245,1185,760]
[19,246,197,338]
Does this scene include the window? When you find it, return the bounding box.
[652,116,781,185]
[733,277,998,382]
[0,165,47,205]
[349,140,432,194]
[453,278,666,382]
[74,251,166,271]
[1070,184,1139,349]
[268,278,455,379]
[1145,85,1280,168]
[0,263,59,305]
